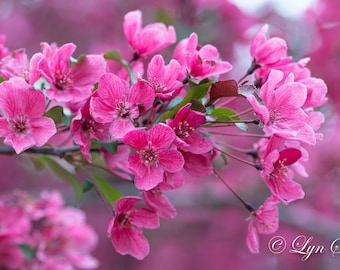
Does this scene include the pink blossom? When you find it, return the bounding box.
[16,189,64,220]
[260,136,305,204]
[90,73,155,140]
[0,35,9,59]
[71,98,111,162]
[181,151,214,177]
[247,69,316,145]
[0,202,31,269]
[250,24,290,68]
[107,196,159,260]
[35,207,99,269]
[123,10,176,57]
[166,103,212,154]
[123,123,184,190]
[142,173,183,220]
[0,48,29,80]
[173,32,232,80]
[144,54,183,100]
[246,196,280,253]
[29,42,106,104]
[299,77,328,109]
[0,77,56,153]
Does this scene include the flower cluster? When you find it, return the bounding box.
[0,10,327,260]
[0,190,98,269]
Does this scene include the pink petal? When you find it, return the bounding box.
[134,165,164,191]
[123,10,142,47]
[30,117,57,146]
[158,149,184,172]
[143,190,177,219]
[180,132,213,154]
[246,220,260,254]
[147,123,175,150]
[250,24,268,58]
[123,129,148,151]
[130,208,160,228]
[110,118,135,140]
[51,43,76,73]
[4,133,35,154]
[128,81,155,115]
[113,196,142,213]
[70,54,106,86]
[127,153,147,179]
[110,225,150,260]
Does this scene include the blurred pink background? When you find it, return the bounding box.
[1,0,340,269]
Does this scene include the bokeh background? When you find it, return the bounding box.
[1,0,340,269]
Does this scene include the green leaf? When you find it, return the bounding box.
[83,178,94,193]
[61,108,74,127]
[235,122,248,131]
[19,244,36,260]
[162,79,212,120]
[190,99,206,113]
[209,107,240,121]
[0,76,5,83]
[92,175,122,206]
[44,106,63,125]
[41,156,83,203]
[29,156,45,171]
[104,50,123,63]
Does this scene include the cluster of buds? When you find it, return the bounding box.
[0,10,327,260]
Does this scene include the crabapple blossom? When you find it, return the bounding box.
[0,34,9,59]
[0,48,29,80]
[29,42,106,104]
[123,10,176,57]
[247,69,316,145]
[173,32,232,80]
[0,77,56,153]
[246,196,280,253]
[90,73,155,140]
[259,136,305,204]
[144,54,183,100]
[33,207,99,269]
[123,123,184,190]
[249,24,290,74]
[0,190,98,269]
[0,202,31,269]
[166,103,213,154]
[142,173,184,220]
[70,98,111,162]
[107,196,160,260]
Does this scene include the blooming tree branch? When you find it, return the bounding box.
[0,8,328,266]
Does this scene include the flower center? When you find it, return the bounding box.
[140,141,159,165]
[173,121,195,138]
[82,118,95,133]
[115,99,130,118]
[10,114,28,134]
[271,158,288,182]
[151,77,165,94]
[117,213,131,227]
[268,105,285,125]
[54,69,73,90]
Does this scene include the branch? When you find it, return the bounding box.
[0,145,81,158]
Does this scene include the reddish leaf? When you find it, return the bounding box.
[206,80,238,106]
